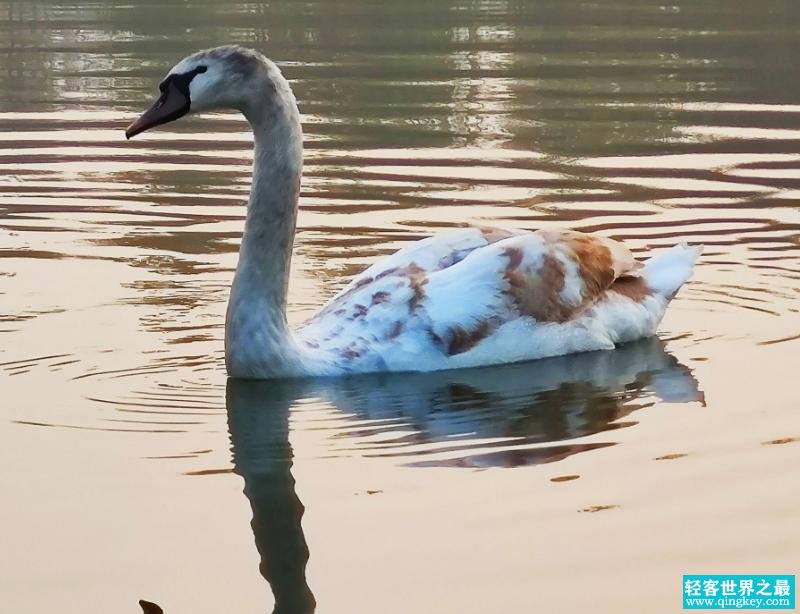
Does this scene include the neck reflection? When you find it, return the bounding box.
[227,380,316,614]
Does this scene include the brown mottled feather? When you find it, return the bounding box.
[478,226,520,244]
[504,251,575,322]
[565,234,617,299]
[503,230,643,323]
[446,320,494,355]
[609,275,652,302]
[402,263,428,310]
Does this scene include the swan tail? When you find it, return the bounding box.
[642,243,702,300]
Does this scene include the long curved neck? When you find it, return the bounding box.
[226,68,303,378]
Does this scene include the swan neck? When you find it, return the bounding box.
[242,100,302,308]
[226,72,303,378]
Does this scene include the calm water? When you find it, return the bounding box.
[1,2,799,613]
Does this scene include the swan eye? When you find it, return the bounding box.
[160,66,209,98]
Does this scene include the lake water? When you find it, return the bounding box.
[1,1,798,612]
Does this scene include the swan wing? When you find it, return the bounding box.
[297,228,649,372]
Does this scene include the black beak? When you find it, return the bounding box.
[125,80,191,139]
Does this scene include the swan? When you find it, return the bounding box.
[125,45,701,380]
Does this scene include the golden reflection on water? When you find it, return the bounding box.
[1,1,799,612]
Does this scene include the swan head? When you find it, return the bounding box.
[125,45,274,139]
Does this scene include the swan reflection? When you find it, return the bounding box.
[226,338,702,613]
[227,382,316,614]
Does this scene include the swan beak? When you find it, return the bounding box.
[125,81,190,139]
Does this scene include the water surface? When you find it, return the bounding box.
[1,1,798,612]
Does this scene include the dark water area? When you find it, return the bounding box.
[1,2,798,613]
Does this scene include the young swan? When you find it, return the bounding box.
[126,45,701,380]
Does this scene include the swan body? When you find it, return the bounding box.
[126,46,701,380]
